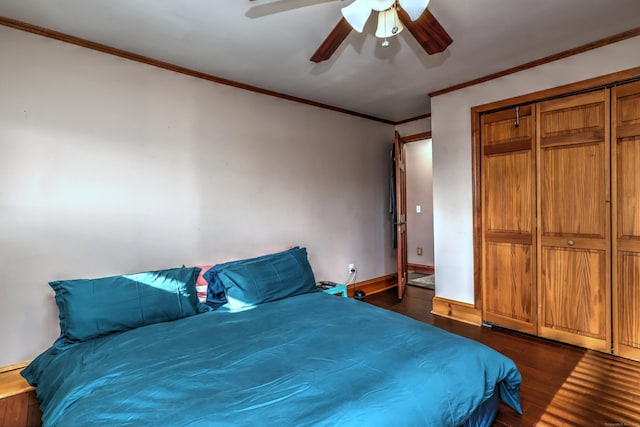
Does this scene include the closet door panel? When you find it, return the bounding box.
[540,143,606,237]
[616,252,640,359]
[484,152,532,234]
[538,90,611,352]
[614,81,640,361]
[481,106,536,333]
[618,137,640,238]
[485,242,535,332]
[541,247,608,347]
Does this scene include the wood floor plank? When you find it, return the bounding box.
[365,285,640,426]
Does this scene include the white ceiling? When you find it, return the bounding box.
[1,0,639,122]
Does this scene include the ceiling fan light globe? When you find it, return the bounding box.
[368,0,395,12]
[341,0,372,33]
[398,0,430,21]
[375,7,404,38]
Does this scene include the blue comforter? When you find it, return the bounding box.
[24,292,521,426]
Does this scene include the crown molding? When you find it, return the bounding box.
[0,16,397,125]
[429,27,640,98]
[394,113,431,125]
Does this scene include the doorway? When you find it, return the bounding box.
[405,138,435,290]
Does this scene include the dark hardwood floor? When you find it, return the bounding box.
[365,285,640,427]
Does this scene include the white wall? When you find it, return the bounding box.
[406,140,433,266]
[396,116,431,137]
[431,36,640,304]
[0,26,396,366]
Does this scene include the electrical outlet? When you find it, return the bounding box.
[348,263,356,274]
[417,247,423,256]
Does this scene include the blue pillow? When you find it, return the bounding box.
[216,247,317,310]
[204,247,302,306]
[50,267,209,343]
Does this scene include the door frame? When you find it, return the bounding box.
[395,131,432,299]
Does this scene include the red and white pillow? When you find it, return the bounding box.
[195,265,212,303]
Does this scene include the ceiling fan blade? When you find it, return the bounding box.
[397,7,452,55]
[310,17,353,63]
[246,0,340,19]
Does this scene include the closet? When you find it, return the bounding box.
[480,79,640,361]
[613,81,640,361]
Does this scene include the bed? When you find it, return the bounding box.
[22,247,521,426]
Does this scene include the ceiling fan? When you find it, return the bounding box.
[249,0,452,63]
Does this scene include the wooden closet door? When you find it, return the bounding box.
[481,106,537,334]
[537,90,611,352]
[613,81,640,361]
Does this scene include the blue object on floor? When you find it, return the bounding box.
[321,283,347,298]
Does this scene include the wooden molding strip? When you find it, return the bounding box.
[348,273,397,297]
[407,263,434,274]
[430,27,640,98]
[0,16,396,125]
[395,113,432,126]
[431,296,482,326]
[0,361,30,375]
[403,131,432,142]
[0,361,34,399]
